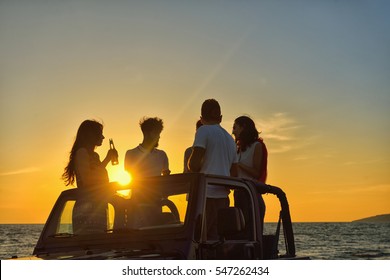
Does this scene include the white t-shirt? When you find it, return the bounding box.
[124,145,169,178]
[192,124,238,198]
[237,142,260,180]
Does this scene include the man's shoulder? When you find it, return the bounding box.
[197,124,223,135]
[195,124,233,143]
[154,148,168,157]
[125,146,140,156]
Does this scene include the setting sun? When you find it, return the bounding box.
[110,169,132,186]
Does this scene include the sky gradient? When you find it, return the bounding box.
[1,0,389,223]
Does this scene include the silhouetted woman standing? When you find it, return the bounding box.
[63,120,117,189]
[62,120,117,234]
[232,115,268,234]
[232,116,267,183]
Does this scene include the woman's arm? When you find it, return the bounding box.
[102,149,117,167]
[74,148,94,185]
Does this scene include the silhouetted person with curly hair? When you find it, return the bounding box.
[125,117,170,179]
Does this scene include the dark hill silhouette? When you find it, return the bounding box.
[352,214,390,223]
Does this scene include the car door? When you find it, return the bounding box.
[199,176,261,259]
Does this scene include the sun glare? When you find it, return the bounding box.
[113,170,132,186]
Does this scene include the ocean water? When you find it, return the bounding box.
[1,223,389,260]
[0,224,43,259]
[291,222,390,260]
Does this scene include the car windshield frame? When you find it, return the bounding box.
[43,174,197,240]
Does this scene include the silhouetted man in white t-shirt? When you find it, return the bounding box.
[188,99,238,239]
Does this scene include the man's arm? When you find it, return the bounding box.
[161,151,171,176]
[230,162,238,177]
[124,151,130,173]
[188,146,205,172]
[124,150,136,177]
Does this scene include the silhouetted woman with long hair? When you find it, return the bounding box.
[63,120,117,189]
[62,119,117,234]
[232,115,267,183]
[232,115,268,234]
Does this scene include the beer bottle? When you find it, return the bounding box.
[109,138,119,165]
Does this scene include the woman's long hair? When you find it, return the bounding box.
[62,120,103,186]
[234,116,260,152]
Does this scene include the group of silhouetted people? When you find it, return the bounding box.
[62,98,268,237]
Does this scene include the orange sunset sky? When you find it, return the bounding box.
[0,0,389,223]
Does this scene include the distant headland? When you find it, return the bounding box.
[352,214,390,223]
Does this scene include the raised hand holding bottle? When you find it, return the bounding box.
[109,138,119,165]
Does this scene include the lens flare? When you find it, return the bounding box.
[111,169,132,186]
